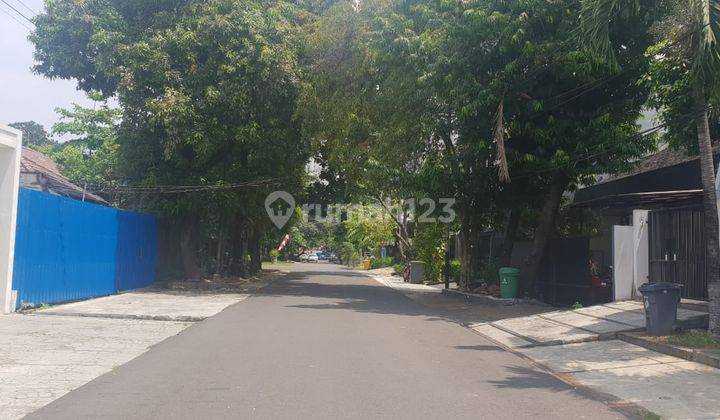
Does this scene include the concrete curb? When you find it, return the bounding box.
[369,269,659,418]
[467,325,659,420]
[440,288,547,307]
[28,311,205,322]
[24,269,291,323]
[618,332,720,370]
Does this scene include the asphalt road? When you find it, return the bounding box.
[27,263,625,419]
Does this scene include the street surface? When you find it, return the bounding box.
[27,263,625,419]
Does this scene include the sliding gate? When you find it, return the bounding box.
[648,208,707,299]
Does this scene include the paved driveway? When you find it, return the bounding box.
[26,263,626,419]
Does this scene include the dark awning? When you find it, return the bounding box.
[572,189,703,208]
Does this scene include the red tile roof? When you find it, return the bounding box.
[21,147,108,205]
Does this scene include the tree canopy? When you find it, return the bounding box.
[30,0,718,333]
[8,121,52,146]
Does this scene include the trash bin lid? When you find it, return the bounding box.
[498,267,520,275]
[638,282,681,293]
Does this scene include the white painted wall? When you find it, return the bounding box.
[632,210,649,298]
[0,125,21,313]
[612,225,634,301]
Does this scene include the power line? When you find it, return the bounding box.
[509,105,714,181]
[489,23,716,181]
[510,23,710,114]
[87,178,289,195]
[0,0,32,24]
[11,0,36,15]
[0,2,30,30]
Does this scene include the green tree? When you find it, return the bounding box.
[31,0,311,279]
[8,121,52,146]
[580,0,720,334]
[45,93,121,187]
[303,0,654,292]
[343,205,395,256]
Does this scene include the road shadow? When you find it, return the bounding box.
[260,270,457,324]
[453,344,503,351]
[487,365,572,392]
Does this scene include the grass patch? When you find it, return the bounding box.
[262,261,293,267]
[666,330,720,349]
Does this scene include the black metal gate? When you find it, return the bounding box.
[648,208,707,300]
[536,237,592,306]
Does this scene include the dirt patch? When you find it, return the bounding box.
[471,283,502,298]
[162,268,288,294]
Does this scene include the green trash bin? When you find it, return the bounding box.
[499,267,520,299]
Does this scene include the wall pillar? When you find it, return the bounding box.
[612,225,634,301]
[632,209,650,299]
[0,125,21,313]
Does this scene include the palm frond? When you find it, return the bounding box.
[690,0,720,91]
[579,0,640,67]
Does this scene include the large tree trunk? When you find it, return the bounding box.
[693,88,720,336]
[249,228,262,275]
[215,232,224,277]
[226,215,244,276]
[498,208,522,267]
[179,215,201,280]
[157,219,183,281]
[521,173,569,297]
[240,232,249,277]
[458,211,481,291]
[458,226,472,291]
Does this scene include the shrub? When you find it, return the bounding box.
[370,256,394,269]
[269,249,280,262]
[414,223,447,282]
[478,259,500,284]
[339,241,359,266]
[393,263,407,275]
[449,259,461,280]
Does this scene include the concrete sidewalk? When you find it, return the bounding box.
[471,300,706,349]
[0,314,190,420]
[369,271,553,324]
[522,340,720,419]
[31,290,249,322]
[1,270,285,420]
[369,271,719,419]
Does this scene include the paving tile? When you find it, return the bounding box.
[492,316,596,344]
[519,340,670,373]
[0,313,190,419]
[571,359,720,419]
[34,291,247,321]
[470,323,533,349]
[572,305,646,328]
[539,311,630,334]
[602,301,644,312]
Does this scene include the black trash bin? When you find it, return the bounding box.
[638,282,681,336]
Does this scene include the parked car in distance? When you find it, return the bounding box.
[299,253,310,262]
[307,254,319,263]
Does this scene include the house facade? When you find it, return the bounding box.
[0,125,21,313]
[20,147,107,205]
[573,146,718,302]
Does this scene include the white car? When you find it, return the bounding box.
[307,254,319,263]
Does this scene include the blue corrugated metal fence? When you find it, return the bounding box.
[12,188,158,307]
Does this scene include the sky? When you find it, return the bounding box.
[0,0,96,137]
